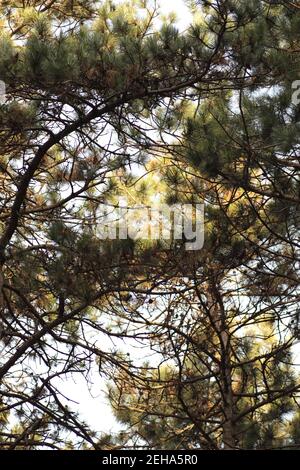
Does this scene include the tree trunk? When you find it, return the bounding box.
[207,277,236,450]
[0,265,4,309]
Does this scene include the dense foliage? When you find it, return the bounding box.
[0,0,299,449]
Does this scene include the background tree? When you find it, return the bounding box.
[106,0,300,448]
[106,167,300,449]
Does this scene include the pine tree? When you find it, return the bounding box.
[105,183,300,449]
[0,0,299,449]
[109,334,299,450]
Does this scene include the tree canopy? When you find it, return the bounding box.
[0,0,299,450]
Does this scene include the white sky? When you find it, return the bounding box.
[159,0,192,31]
